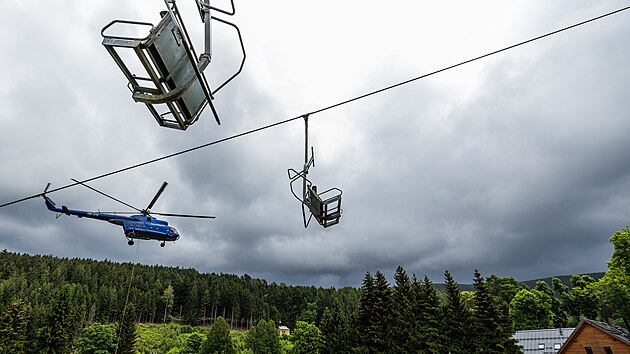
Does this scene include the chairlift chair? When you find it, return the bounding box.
[287,116,343,228]
[101,0,245,130]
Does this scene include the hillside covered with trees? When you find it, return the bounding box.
[0,226,628,353]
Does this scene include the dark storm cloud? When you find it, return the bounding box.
[1,1,630,288]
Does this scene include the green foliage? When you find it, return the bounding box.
[535,280,567,327]
[319,299,351,354]
[388,266,416,353]
[134,323,207,354]
[0,298,30,354]
[116,302,138,354]
[162,285,175,323]
[356,271,391,353]
[595,226,630,328]
[554,274,600,325]
[201,316,236,354]
[291,321,324,354]
[180,332,205,354]
[76,322,117,354]
[509,289,554,330]
[37,283,82,354]
[472,270,521,354]
[442,270,473,354]
[413,275,446,353]
[0,250,356,335]
[246,319,281,354]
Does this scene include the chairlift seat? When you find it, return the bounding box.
[305,186,342,228]
[102,11,215,130]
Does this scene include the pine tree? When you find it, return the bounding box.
[0,299,30,354]
[116,302,138,354]
[37,284,77,354]
[388,266,416,353]
[357,272,375,352]
[442,270,473,354]
[472,270,521,354]
[320,299,351,354]
[356,271,391,353]
[413,275,445,353]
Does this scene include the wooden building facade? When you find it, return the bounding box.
[558,319,630,354]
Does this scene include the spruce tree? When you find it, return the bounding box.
[0,299,30,354]
[320,299,351,354]
[472,270,521,354]
[116,302,138,354]
[473,270,499,352]
[357,272,375,352]
[413,275,445,353]
[37,284,77,354]
[356,271,391,353]
[389,266,416,353]
[442,270,473,354]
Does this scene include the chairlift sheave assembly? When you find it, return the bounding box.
[288,115,343,228]
[42,181,215,247]
[101,0,246,130]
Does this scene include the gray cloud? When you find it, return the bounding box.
[1,1,629,287]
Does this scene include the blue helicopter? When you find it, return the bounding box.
[42,180,214,247]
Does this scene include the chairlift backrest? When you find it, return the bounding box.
[306,186,342,228]
[101,0,245,130]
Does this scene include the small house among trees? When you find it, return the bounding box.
[557,319,630,354]
[278,324,290,336]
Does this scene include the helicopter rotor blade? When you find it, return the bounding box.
[151,211,216,219]
[71,179,143,213]
[44,183,51,194]
[146,181,168,211]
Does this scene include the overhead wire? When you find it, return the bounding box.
[1,4,629,209]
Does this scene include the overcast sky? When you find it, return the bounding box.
[1,0,630,288]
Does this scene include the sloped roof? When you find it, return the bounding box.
[557,319,630,353]
[585,319,630,346]
[514,327,574,353]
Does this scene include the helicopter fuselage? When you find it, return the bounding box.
[44,196,180,244]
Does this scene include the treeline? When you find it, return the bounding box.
[0,250,357,330]
[0,224,628,353]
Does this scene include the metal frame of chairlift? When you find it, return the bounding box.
[101,0,245,130]
[288,115,343,228]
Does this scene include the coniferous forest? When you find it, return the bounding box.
[0,227,628,353]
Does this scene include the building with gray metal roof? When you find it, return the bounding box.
[514,327,575,353]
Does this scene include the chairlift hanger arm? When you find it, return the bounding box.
[195,0,236,18]
[192,0,246,96]
[210,16,246,95]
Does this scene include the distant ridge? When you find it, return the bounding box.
[519,272,605,290]
[434,272,606,292]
